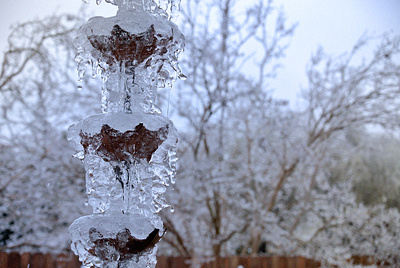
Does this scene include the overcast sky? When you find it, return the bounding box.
[273,0,400,105]
[0,0,399,105]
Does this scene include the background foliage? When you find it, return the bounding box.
[1,0,400,266]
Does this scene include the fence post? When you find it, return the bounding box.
[0,252,8,268]
[251,256,262,268]
[55,253,69,268]
[229,255,239,268]
[174,256,187,268]
[43,253,55,268]
[20,253,31,268]
[236,256,251,268]
[9,252,21,268]
[69,255,82,268]
[30,253,45,268]
[222,257,230,268]
[287,257,296,268]
[295,256,306,268]
[156,256,167,268]
[271,256,280,268]
[305,258,320,268]
[262,256,270,268]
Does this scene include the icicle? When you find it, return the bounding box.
[69,0,183,266]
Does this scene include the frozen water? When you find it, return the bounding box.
[69,213,159,267]
[68,107,178,266]
[84,0,181,19]
[75,8,184,113]
[69,112,178,224]
[70,0,182,266]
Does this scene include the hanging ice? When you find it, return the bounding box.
[68,0,183,267]
[74,0,184,114]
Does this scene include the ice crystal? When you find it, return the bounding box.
[69,0,182,267]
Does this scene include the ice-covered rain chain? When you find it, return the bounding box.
[68,0,183,267]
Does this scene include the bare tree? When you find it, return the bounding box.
[278,34,400,264]
[162,13,400,263]
[303,34,400,147]
[161,0,296,258]
[0,13,101,252]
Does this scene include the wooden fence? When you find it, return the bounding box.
[0,252,382,268]
[0,253,320,268]
[157,256,320,268]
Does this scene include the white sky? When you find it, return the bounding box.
[273,0,400,106]
[0,0,399,105]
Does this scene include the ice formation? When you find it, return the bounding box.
[68,0,182,267]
